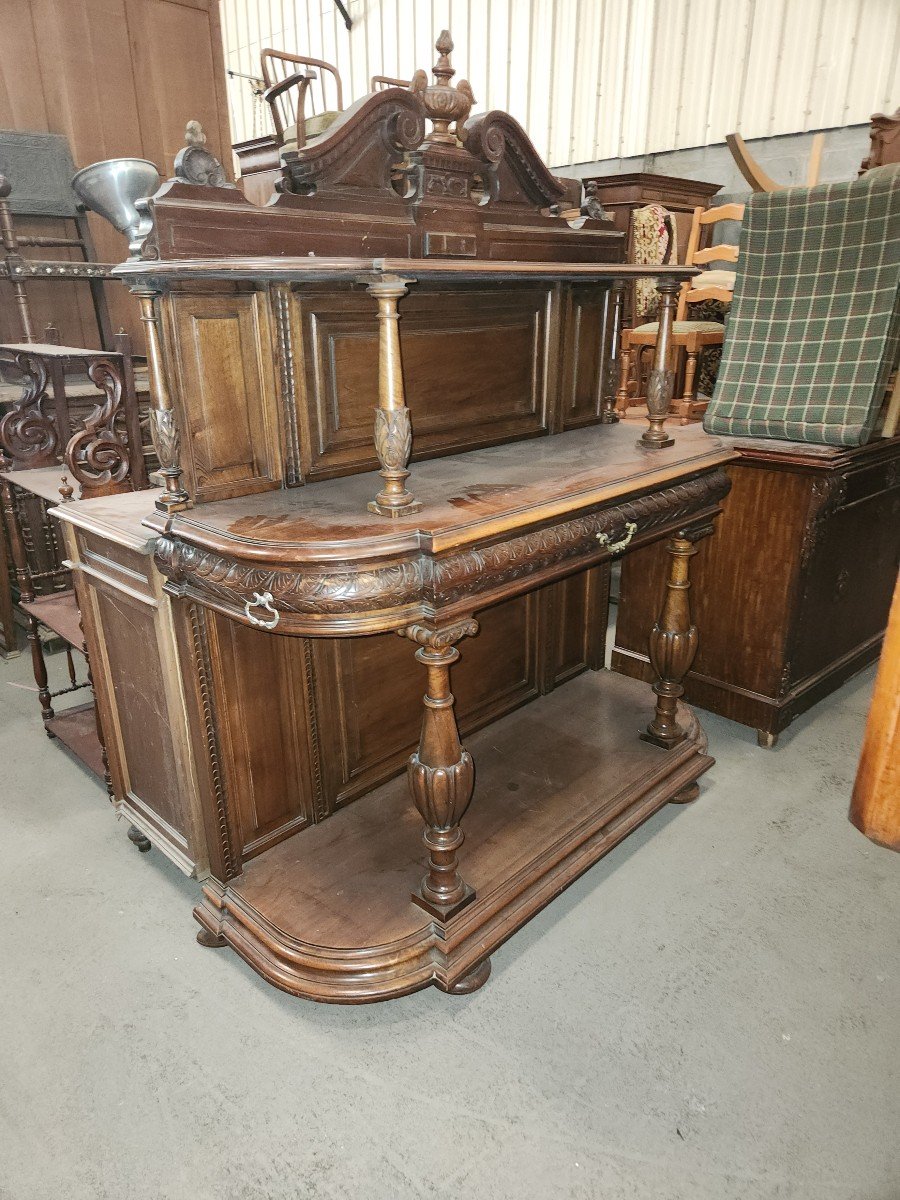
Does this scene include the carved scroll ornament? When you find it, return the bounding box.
[65,358,132,497]
[0,351,58,467]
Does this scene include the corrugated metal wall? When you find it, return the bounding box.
[221,0,900,167]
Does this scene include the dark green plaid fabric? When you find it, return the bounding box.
[704,164,900,447]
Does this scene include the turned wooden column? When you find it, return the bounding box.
[401,619,479,920]
[0,176,36,342]
[641,531,702,748]
[602,280,625,423]
[365,276,421,517]
[135,288,191,514]
[639,277,679,449]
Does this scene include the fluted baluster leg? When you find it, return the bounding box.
[402,620,479,921]
[641,534,700,749]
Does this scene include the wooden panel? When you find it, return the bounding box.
[94,586,189,849]
[546,566,609,686]
[208,615,316,859]
[616,463,811,700]
[168,291,283,501]
[295,283,555,479]
[792,475,900,684]
[559,285,614,431]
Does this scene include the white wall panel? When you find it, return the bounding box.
[221,0,900,167]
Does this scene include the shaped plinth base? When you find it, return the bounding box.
[640,727,687,750]
[637,434,675,451]
[444,958,492,995]
[188,672,712,1004]
[411,880,475,923]
[367,499,423,518]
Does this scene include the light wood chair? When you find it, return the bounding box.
[260,50,344,152]
[616,201,744,424]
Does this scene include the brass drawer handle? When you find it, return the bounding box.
[244,590,279,630]
[597,521,637,555]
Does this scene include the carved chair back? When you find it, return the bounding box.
[260,50,344,147]
[676,202,745,321]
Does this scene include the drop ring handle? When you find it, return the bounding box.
[596,520,637,555]
[244,590,279,629]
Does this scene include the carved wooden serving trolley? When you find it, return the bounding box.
[53,36,735,1002]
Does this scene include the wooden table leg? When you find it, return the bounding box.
[641,531,701,748]
[401,619,479,921]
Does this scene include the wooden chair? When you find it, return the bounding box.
[616,201,744,424]
[370,74,411,91]
[260,49,344,152]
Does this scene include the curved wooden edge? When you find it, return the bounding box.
[725,133,783,193]
[193,705,713,1004]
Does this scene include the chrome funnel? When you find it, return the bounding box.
[71,158,161,258]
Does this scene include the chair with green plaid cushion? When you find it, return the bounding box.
[703,164,900,447]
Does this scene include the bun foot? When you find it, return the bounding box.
[670,782,700,805]
[445,958,491,995]
[196,927,227,949]
[127,824,151,853]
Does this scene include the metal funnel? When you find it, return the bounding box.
[71,158,161,258]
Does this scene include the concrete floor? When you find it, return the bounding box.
[0,639,898,1200]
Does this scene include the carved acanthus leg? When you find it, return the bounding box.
[602,281,625,423]
[639,278,679,449]
[402,620,479,921]
[366,276,421,518]
[642,534,700,748]
[135,288,191,514]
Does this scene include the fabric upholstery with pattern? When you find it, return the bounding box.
[632,204,677,320]
[704,164,900,447]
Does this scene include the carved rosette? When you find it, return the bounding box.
[0,352,59,467]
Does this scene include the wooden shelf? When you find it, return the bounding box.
[45,702,103,779]
[20,591,83,650]
[196,670,712,1003]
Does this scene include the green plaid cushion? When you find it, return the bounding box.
[704,164,900,447]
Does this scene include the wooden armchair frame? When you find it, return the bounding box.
[260,49,344,148]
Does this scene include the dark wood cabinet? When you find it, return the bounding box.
[613,437,900,745]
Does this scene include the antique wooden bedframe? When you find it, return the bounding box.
[52,41,734,1002]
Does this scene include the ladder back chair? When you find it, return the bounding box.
[617,201,744,424]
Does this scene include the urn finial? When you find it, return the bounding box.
[413,30,475,145]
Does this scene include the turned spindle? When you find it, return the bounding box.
[639,277,680,449]
[366,277,421,518]
[135,288,191,514]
